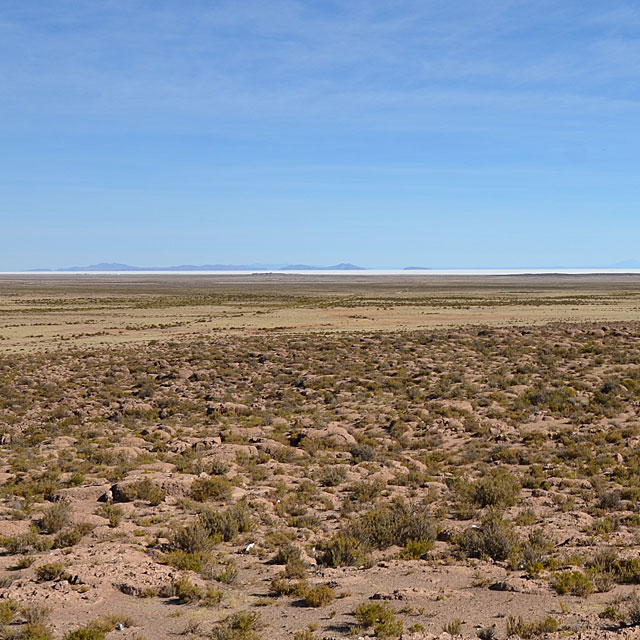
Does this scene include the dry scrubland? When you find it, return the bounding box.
[2,274,640,351]
[2,276,640,639]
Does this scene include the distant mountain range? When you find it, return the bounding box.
[26,260,640,272]
[30,262,369,272]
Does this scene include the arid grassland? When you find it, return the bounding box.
[2,274,640,351]
[2,276,640,640]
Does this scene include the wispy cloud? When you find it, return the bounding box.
[1,0,639,131]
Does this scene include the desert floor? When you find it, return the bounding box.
[2,275,640,640]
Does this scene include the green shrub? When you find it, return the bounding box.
[191,477,233,502]
[443,618,462,636]
[94,504,124,528]
[270,542,301,565]
[170,521,215,553]
[319,499,436,566]
[470,469,520,508]
[21,604,50,625]
[353,602,403,638]
[163,550,213,573]
[401,538,433,559]
[349,500,436,551]
[552,570,593,597]
[1,531,40,555]
[199,500,254,542]
[627,591,640,626]
[35,562,69,582]
[319,466,347,487]
[506,615,558,638]
[318,534,369,567]
[350,444,376,462]
[459,515,519,562]
[210,611,262,640]
[64,627,106,640]
[0,599,18,625]
[520,528,553,573]
[126,478,166,506]
[53,526,87,549]
[270,575,307,598]
[170,576,222,606]
[171,576,204,604]
[214,560,238,585]
[19,622,54,640]
[612,557,640,584]
[303,584,335,608]
[38,501,72,534]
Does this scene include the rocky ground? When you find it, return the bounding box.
[3,323,640,639]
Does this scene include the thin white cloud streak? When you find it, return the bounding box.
[1,0,639,135]
[2,0,636,99]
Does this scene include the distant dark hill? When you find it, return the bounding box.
[30,262,366,272]
[59,263,140,271]
[403,266,432,270]
[280,263,365,270]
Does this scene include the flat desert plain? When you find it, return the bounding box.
[2,275,640,640]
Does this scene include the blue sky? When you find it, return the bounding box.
[1,0,640,269]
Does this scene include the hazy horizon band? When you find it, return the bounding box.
[3,269,640,276]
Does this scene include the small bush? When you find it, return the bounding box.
[459,515,519,562]
[2,531,39,555]
[401,538,433,559]
[171,576,204,604]
[21,604,50,626]
[353,602,403,638]
[351,444,376,462]
[64,627,106,640]
[612,557,640,584]
[350,500,436,551]
[627,590,640,626]
[191,477,233,502]
[303,584,335,608]
[443,618,462,636]
[170,521,215,554]
[36,562,69,582]
[520,528,553,575]
[270,575,307,598]
[0,599,18,625]
[319,498,436,567]
[552,570,593,597]
[163,550,213,574]
[53,526,86,549]
[38,501,72,534]
[470,469,521,508]
[506,615,558,638]
[318,534,369,567]
[170,576,222,606]
[199,500,254,542]
[320,466,347,487]
[128,478,166,506]
[270,542,301,565]
[94,504,124,528]
[63,615,135,640]
[19,622,54,640]
[209,459,231,476]
[210,611,262,640]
